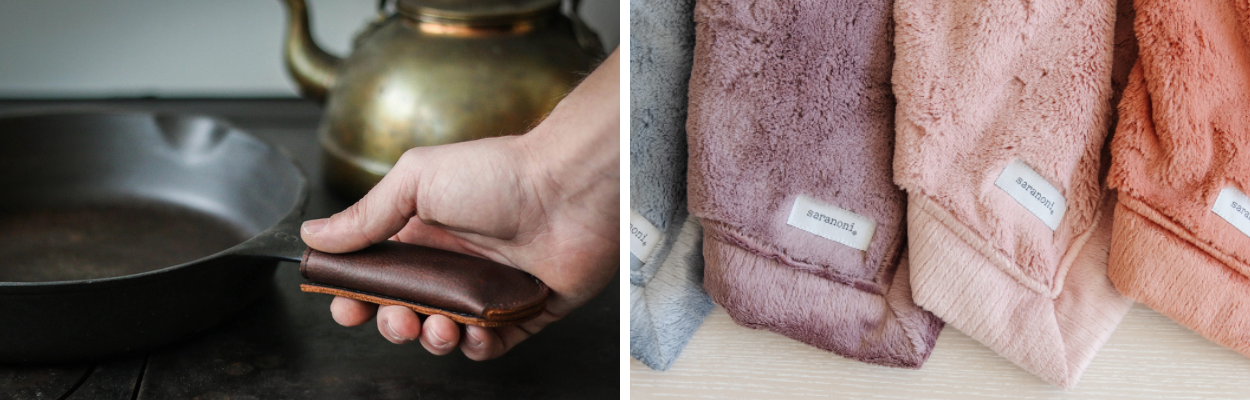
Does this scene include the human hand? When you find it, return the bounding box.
[299,48,620,360]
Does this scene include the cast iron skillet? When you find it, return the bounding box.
[0,111,547,363]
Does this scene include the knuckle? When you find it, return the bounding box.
[335,201,374,237]
[397,147,425,167]
[334,202,365,226]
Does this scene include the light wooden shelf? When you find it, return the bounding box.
[631,303,1250,399]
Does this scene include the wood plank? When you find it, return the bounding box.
[135,264,620,399]
[631,304,1250,399]
[65,358,146,400]
[0,365,89,400]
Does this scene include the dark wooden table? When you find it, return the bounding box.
[0,99,619,400]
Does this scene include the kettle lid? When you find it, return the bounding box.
[397,0,561,23]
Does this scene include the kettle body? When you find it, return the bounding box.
[280,0,601,198]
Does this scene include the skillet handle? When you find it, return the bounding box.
[298,241,548,328]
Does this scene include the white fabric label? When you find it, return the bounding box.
[1211,187,1250,238]
[785,195,876,251]
[994,159,1067,231]
[629,209,663,263]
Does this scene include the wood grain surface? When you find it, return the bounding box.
[631,303,1250,399]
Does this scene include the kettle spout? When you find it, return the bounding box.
[280,0,340,102]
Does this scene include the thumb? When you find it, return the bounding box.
[300,163,418,254]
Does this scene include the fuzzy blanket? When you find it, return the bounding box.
[686,0,943,368]
[891,0,1136,388]
[1108,0,1250,360]
[628,0,715,371]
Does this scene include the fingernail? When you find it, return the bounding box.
[429,329,448,347]
[468,329,485,348]
[301,219,328,235]
[384,319,406,343]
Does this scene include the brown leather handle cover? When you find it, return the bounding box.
[298,241,548,327]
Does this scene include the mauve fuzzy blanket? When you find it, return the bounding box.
[1108,0,1250,359]
[892,0,1135,388]
[686,0,943,368]
[628,0,715,371]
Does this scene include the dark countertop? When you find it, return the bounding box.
[0,99,619,400]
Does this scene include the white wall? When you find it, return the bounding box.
[0,0,619,98]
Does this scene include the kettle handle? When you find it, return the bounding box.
[567,0,605,57]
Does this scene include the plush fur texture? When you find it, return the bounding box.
[1108,0,1250,358]
[629,0,695,235]
[631,214,714,370]
[686,0,943,368]
[628,0,715,371]
[892,0,1134,388]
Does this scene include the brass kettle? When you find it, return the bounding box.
[280,0,603,199]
